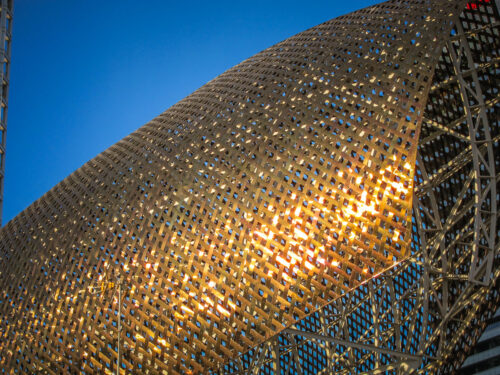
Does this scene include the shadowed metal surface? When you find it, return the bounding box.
[0,0,498,374]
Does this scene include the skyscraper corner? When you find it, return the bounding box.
[0,0,13,226]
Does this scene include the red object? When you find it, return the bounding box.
[467,0,491,10]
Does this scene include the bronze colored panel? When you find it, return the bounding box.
[0,0,476,374]
[225,0,500,373]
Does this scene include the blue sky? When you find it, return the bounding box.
[4,0,381,223]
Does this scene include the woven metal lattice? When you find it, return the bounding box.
[223,0,500,373]
[1,0,497,374]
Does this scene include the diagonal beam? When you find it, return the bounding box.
[283,328,426,361]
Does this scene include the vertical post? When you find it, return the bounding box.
[0,0,12,226]
[117,277,121,375]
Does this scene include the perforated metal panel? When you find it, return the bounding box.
[0,0,497,374]
[223,0,500,373]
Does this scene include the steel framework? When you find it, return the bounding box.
[0,0,498,374]
[221,1,500,374]
[0,0,13,225]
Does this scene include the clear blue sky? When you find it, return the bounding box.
[4,0,381,223]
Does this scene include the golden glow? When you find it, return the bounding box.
[216,305,231,317]
[181,305,194,315]
[0,2,426,371]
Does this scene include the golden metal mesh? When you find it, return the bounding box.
[0,0,466,373]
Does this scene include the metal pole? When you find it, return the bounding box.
[117,277,121,375]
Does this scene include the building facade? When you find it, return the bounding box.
[458,308,500,375]
[0,0,498,374]
[0,0,13,226]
